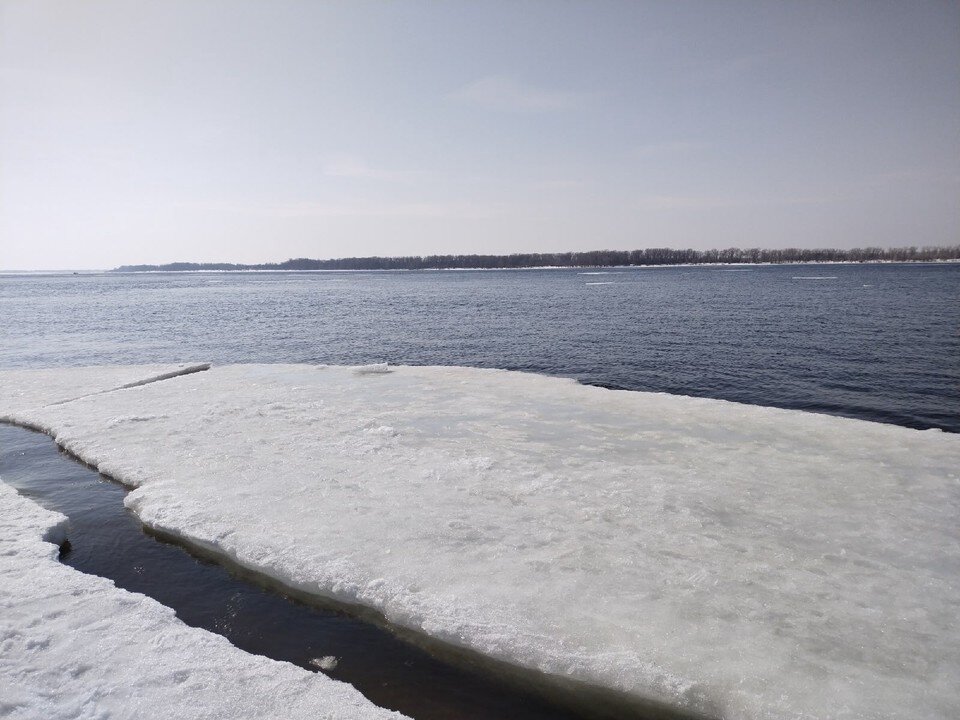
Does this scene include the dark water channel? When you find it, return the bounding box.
[0,423,689,720]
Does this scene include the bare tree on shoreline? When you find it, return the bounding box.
[114,245,960,272]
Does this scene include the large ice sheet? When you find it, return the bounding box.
[0,480,404,720]
[5,364,959,719]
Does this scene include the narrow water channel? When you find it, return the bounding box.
[0,423,687,720]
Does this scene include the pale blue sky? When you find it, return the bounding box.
[1,0,958,269]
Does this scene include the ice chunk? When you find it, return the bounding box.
[311,656,340,671]
[4,364,959,720]
[0,480,404,720]
[352,363,391,374]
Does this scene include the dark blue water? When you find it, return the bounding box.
[2,264,958,432]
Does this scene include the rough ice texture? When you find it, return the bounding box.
[0,482,404,720]
[3,364,959,719]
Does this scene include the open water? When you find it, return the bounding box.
[2,263,957,431]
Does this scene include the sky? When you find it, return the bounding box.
[1,1,958,270]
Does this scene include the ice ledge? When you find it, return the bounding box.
[45,362,212,406]
[0,363,211,420]
[0,479,404,720]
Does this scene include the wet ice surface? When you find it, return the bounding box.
[2,364,959,719]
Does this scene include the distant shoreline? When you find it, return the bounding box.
[112,259,960,273]
[3,258,960,275]
[108,245,960,273]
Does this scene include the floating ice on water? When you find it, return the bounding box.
[0,480,404,720]
[311,656,340,671]
[791,276,838,280]
[2,364,958,720]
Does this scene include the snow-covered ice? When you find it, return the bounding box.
[0,478,404,720]
[0,363,208,419]
[2,364,959,719]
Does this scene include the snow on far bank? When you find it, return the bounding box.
[0,481,405,720]
[3,364,959,719]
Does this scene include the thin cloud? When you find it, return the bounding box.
[322,156,414,182]
[636,194,741,211]
[271,200,502,220]
[450,75,586,112]
[531,179,588,190]
[635,193,833,210]
[863,166,959,187]
[707,52,779,82]
[635,141,707,158]
[147,197,505,219]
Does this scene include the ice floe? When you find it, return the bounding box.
[0,481,404,720]
[2,364,958,719]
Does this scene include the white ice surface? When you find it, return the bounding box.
[0,364,207,420]
[3,364,959,719]
[0,481,404,720]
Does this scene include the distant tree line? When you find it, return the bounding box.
[113,245,960,272]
